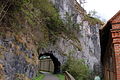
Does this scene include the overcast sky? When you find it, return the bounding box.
[77,0,120,21]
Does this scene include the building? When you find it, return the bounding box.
[100,10,120,80]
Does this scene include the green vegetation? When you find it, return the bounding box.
[84,10,104,25]
[0,0,103,42]
[55,74,65,80]
[32,73,45,80]
[33,0,64,43]
[63,13,81,41]
[62,53,90,80]
[0,0,81,44]
[0,0,102,80]
[84,14,103,25]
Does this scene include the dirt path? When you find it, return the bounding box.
[41,71,59,80]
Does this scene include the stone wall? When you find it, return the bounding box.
[0,32,38,80]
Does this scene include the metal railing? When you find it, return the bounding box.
[64,71,75,80]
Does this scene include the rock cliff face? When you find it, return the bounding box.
[0,32,39,80]
[45,0,101,71]
[0,0,102,80]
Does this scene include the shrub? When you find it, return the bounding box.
[84,14,103,25]
[0,0,81,45]
[62,57,90,80]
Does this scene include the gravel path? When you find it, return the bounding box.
[41,71,59,80]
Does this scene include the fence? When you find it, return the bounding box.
[64,71,75,80]
[39,58,54,72]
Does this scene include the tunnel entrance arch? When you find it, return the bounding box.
[39,52,61,74]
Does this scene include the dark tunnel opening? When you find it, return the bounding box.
[39,52,61,74]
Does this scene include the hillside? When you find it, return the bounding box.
[0,0,103,80]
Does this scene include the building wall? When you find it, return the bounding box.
[101,11,120,80]
[103,31,116,80]
[110,14,120,80]
[111,29,120,80]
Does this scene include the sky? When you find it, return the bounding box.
[77,0,120,21]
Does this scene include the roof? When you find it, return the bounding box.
[100,10,120,30]
[100,10,120,59]
[110,10,120,22]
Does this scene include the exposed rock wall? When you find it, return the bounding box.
[45,0,101,72]
[0,32,38,80]
[0,0,102,80]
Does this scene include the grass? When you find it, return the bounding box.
[56,74,65,80]
[32,73,45,80]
